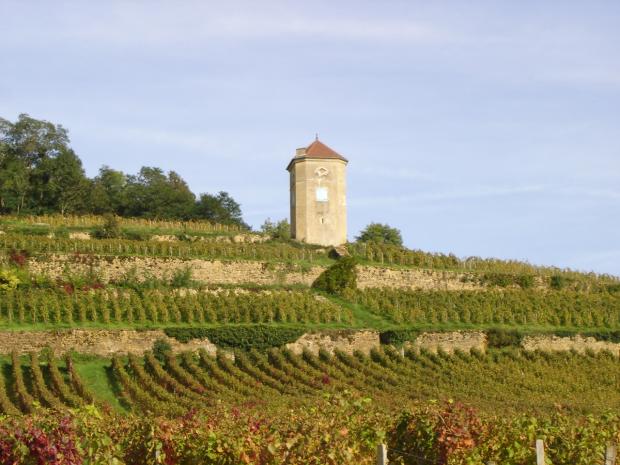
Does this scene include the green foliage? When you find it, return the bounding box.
[486,328,524,348]
[550,274,571,289]
[0,115,248,224]
[481,272,536,288]
[350,287,620,328]
[0,288,350,327]
[169,267,194,288]
[2,348,620,465]
[164,325,305,350]
[390,402,620,465]
[152,339,172,363]
[355,222,403,246]
[0,269,20,291]
[92,213,121,239]
[389,401,483,465]
[121,229,152,241]
[122,167,197,220]
[0,113,89,215]
[312,257,358,295]
[347,242,619,288]
[194,191,247,227]
[379,329,420,345]
[0,232,330,264]
[260,218,291,240]
[515,274,535,289]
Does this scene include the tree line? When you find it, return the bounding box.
[0,114,246,226]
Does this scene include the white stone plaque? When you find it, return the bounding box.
[316,187,328,202]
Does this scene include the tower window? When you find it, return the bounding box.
[316,187,328,202]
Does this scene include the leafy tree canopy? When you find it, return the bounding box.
[260,218,291,240]
[0,114,247,226]
[355,222,403,247]
[195,191,246,226]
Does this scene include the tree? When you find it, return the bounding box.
[0,153,29,213]
[194,191,246,226]
[260,218,291,240]
[0,114,85,214]
[355,222,403,246]
[0,114,249,224]
[123,167,196,219]
[40,149,89,214]
[90,166,127,214]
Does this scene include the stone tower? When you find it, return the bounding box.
[286,138,348,246]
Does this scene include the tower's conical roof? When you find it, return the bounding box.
[286,138,348,171]
[304,139,348,161]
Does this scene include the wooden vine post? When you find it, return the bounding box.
[536,439,545,465]
[376,443,388,465]
[606,445,617,465]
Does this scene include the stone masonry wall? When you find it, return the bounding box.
[285,330,380,356]
[405,331,487,354]
[27,254,482,290]
[521,334,620,355]
[0,329,217,357]
[2,329,620,357]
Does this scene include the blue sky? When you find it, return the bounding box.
[1,0,619,275]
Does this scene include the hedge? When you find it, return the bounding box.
[164,325,305,351]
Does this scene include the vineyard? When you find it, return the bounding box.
[1,348,620,464]
[3,215,620,283]
[0,214,246,234]
[1,347,619,417]
[0,289,350,327]
[346,287,620,328]
[2,214,620,464]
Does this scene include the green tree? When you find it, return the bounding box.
[0,154,29,213]
[261,218,291,240]
[194,191,246,226]
[123,167,196,219]
[355,222,403,246]
[42,149,89,214]
[0,114,87,214]
[89,166,127,214]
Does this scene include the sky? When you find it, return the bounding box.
[1,0,619,276]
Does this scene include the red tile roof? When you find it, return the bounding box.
[286,139,348,171]
[305,140,348,161]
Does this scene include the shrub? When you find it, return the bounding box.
[607,283,620,293]
[260,218,291,240]
[54,226,70,238]
[550,274,568,290]
[379,329,420,346]
[486,329,524,348]
[515,274,535,289]
[389,401,483,465]
[355,222,403,246]
[122,229,152,241]
[164,325,305,351]
[481,272,513,287]
[170,267,194,288]
[0,269,20,291]
[153,339,173,363]
[312,257,357,295]
[92,214,121,239]
[8,249,29,268]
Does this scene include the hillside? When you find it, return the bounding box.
[1,214,620,463]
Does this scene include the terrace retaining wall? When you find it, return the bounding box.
[26,254,481,290]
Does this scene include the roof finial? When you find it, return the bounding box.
[315,133,319,141]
